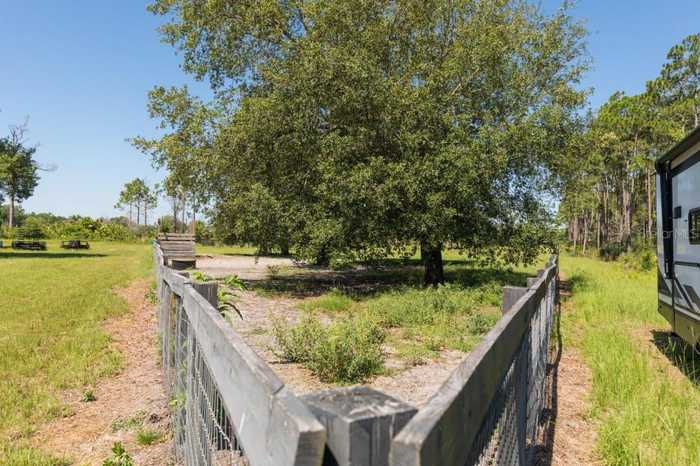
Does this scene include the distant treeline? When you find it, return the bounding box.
[559,33,700,259]
[0,205,213,242]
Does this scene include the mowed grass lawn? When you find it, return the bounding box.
[561,255,700,465]
[0,241,151,465]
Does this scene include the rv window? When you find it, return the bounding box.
[690,208,700,244]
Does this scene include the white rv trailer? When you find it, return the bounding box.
[656,126,700,348]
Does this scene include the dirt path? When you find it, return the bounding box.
[32,279,171,465]
[546,280,599,466]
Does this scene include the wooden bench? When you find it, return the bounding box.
[157,233,196,269]
[12,240,47,251]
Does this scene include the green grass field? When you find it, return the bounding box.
[0,241,151,465]
[3,240,697,465]
[561,255,700,465]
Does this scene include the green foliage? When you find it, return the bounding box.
[599,242,625,261]
[115,178,158,227]
[222,274,246,290]
[102,442,133,466]
[620,248,657,272]
[561,255,700,465]
[81,388,96,402]
[189,271,211,282]
[139,0,589,282]
[273,313,385,383]
[0,126,40,228]
[135,428,164,446]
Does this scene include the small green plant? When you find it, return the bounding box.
[111,411,147,432]
[136,428,164,446]
[218,288,243,321]
[145,282,158,304]
[273,313,385,383]
[81,388,96,402]
[190,271,212,282]
[102,442,133,466]
[223,274,247,290]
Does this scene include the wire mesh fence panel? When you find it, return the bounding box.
[465,264,557,466]
[157,277,247,466]
[391,257,559,466]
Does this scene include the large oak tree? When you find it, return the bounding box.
[138,0,588,284]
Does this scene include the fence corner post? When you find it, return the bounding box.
[301,386,416,466]
[501,286,528,314]
[191,281,218,308]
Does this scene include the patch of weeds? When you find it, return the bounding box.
[102,442,133,466]
[273,314,325,363]
[111,411,147,432]
[190,271,212,282]
[218,288,243,321]
[81,388,96,402]
[136,428,164,446]
[300,288,354,314]
[223,274,247,290]
[273,313,385,383]
[394,342,435,367]
[145,282,157,304]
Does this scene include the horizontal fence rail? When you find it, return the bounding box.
[155,246,558,466]
[154,247,325,466]
[390,255,559,466]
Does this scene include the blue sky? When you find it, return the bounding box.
[1,1,699,218]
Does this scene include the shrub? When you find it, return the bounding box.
[620,248,657,271]
[599,242,625,261]
[273,314,326,363]
[273,313,385,383]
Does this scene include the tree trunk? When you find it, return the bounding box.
[8,196,14,229]
[582,211,589,256]
[421,241,444,286]
[572,216,579,254]
[646,167,653,244]
[144,201,148,227]
[596,208,601,251]
[314,247,330,266]
[172,197,178,233]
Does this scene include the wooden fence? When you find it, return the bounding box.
[154,246,558,466]
[155,246,325,466]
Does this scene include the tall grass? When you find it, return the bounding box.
[0,242,151,463]
[562,255,700,465]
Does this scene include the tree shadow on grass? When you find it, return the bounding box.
[651,330,700,386]
[0,252,107,259]
[249,261,531,298]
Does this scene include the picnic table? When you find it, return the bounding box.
[61,240,90,249]
[12,240,47,251]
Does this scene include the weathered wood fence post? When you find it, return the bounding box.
[301,386,417,466]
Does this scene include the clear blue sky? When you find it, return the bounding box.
[1,1,699,219]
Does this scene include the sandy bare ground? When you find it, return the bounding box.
[32,279,172,465]
[227,288,467,406]
[205,255,602,463]
[196,254,295,279]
